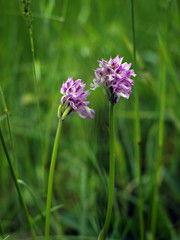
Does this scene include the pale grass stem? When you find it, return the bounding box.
[130,1,144,240]
[150,38,167,240]
[0,86,16,168]
[0,127,37,240]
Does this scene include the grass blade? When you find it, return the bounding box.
[130,1,144,239]
[0,127,37,240]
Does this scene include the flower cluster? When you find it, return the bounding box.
[59,77,95,120]
[58,55,136,120]
[91,55,136,104]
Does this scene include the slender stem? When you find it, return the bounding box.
[150,1,170,236]
[80,164,88,236]
[28,29,44,181]
[150,44,166,240]
[104,103,115,236]
[0,221,4,239]
[45,120,62,240]
[20,0,44,191]
[0,86,16,168]
[130,1,144,240]
[0,127,37,240]
[131,0,136,67]
[98,103,115,240]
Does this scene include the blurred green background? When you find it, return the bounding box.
[0,0,180,239]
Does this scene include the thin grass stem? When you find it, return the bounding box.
[18,179,44,221]
[0,221,4,239]
[80,161,88,236]
[0,127,37,240]
[150,39,167,240]
[98,103,115,240]
[28,28,44,167]
[19,0,45,193]
[40,0,69,194]
[45,120,62,240]
[130,1,144,240]
[150,1,171,236]
[0,86,16,168]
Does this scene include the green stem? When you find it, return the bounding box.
[0,127,37,240]
[131,0,136,67]
[130,1,144,240]
[98,103,115,240]
[150,43,166,240]
[150,1,170,236]
[45,120,62,240]
[28,29,44,185]
[0,86,16,168]
[0,221,4,239]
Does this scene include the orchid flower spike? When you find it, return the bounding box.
[91,55,136,104]
[58,77,95,120]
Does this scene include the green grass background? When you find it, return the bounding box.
[0,0,180,239]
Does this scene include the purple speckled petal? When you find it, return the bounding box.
[77,106,95,119]
[59,77,95,120]
[91,55,136,103]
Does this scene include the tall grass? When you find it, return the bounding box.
[130,1,144,239]
[0,127,37,240]
[150,36,167,239]
[150,2,171,238]
[0,87,16,167]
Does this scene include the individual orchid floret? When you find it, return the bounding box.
[58,77,95,120]
[91,55,136,104]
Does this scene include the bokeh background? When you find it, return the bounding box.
[0,0,180,239]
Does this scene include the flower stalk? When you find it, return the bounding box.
[45,119,62,240]
[98,103,115,240]
[45,77,94,240]
[92,55,136,239]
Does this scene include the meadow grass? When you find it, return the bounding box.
[130,1,144,239]
[0,0,180,239]
[0,87,16,168]
[0,127,37,240]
